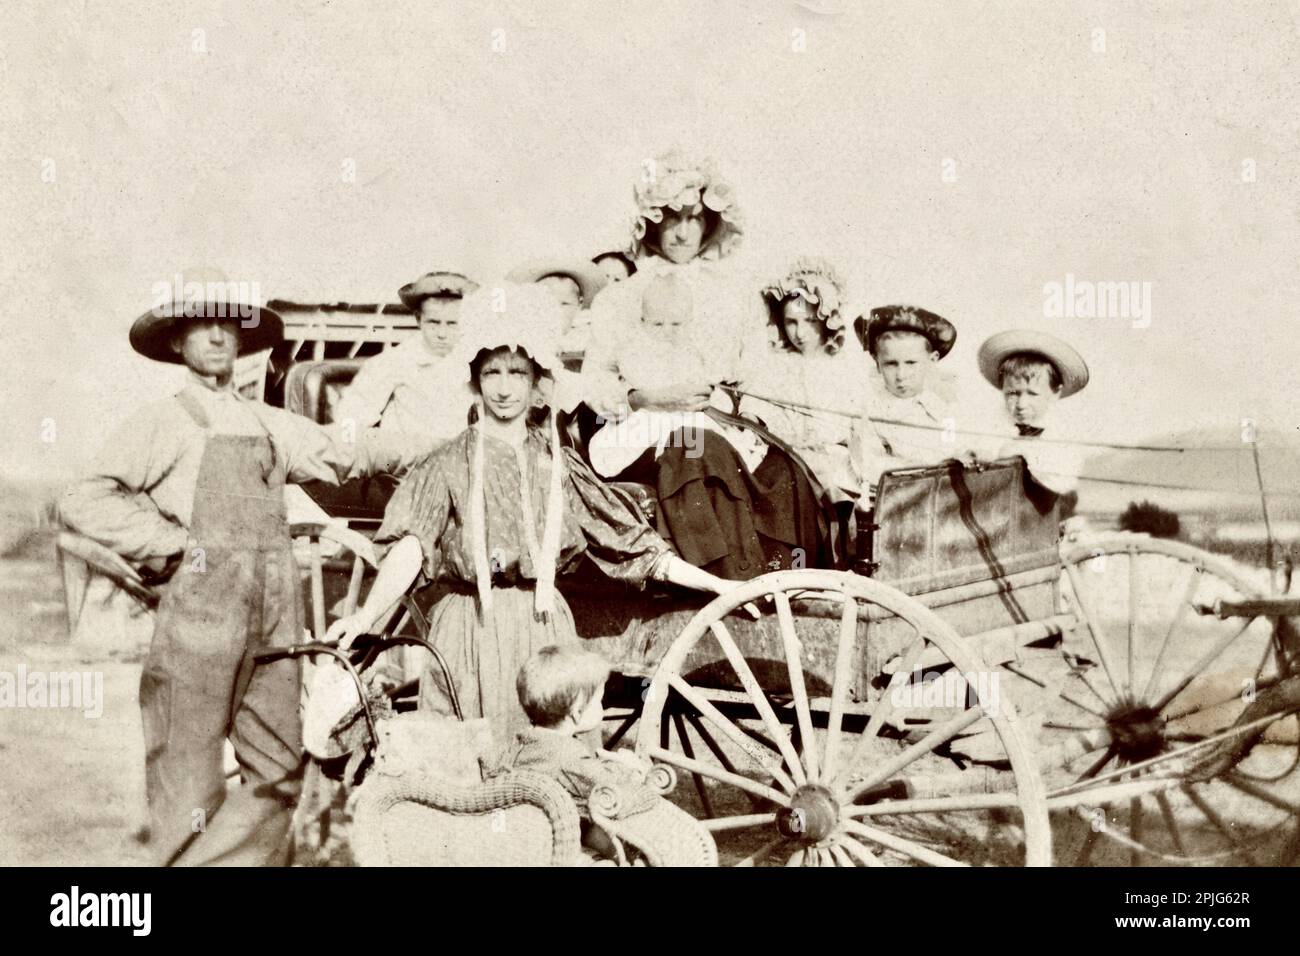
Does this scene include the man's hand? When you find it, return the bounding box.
[137,551,183,585]
[628,382,713,412]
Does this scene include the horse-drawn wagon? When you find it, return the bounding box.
[57,305,1300,866]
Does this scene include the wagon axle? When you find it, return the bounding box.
[1104,700,1165,764]
[776,785,839,843]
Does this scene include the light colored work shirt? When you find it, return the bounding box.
[334,335,473,441]
[60,374,431,562]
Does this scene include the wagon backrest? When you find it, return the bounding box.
[872,458,1060,598]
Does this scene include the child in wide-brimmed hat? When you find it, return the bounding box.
[851,305,973,501]
[335,269,480,441]
[506,258,609,359]
[977,330,1090,496]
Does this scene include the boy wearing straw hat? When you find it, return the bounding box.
[505,258,608,359]
[976,329,1090,496]
[335,270,479,440]
[59,289,433,866]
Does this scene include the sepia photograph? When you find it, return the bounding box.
[1,0,1297,904]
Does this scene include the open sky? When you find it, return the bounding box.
[2,0,1298,487]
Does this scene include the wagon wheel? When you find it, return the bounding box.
[635,569,1052,866]
[1029,534,1300,866]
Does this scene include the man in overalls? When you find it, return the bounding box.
[60,294,428,865]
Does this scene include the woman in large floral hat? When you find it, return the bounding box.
[325,283,736,735]
[741,257,873,504]
[580,150,828,579]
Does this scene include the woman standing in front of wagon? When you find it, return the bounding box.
[325,283,737,735]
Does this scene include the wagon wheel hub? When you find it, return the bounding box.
[776,785,840,844]
[1105,699,1166,763]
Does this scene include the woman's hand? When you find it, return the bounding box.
[324,611,374,651]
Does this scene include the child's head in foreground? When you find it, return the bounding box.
[517,645,611,734]
[866,306,957,399]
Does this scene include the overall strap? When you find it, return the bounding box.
[175,389,212,429]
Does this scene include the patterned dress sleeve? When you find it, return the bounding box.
[561,447,671,586]
[374,451,454,578]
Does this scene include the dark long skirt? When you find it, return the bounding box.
[617,430,829,580]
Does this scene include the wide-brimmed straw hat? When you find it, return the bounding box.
[505,259,608,307]
[630,149,744,261]
[449,282,564,378]
[129,267,282,364]
[864,305,957,359]
[762,257,849,354]
[978,329,1090,398]
[398,271,479,312]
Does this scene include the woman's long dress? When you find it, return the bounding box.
[580,256,828,578]
[374,426,671,735]
[741,341,875,503]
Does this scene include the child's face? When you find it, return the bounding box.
[875,333,937,398]
[571,686,606,734]
[641,276,691,338]
[1001,368,1059,428]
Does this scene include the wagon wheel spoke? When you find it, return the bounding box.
[785,848,806,867]
[643,746,788,807]
[700,813,779,833]
[708,620,807,786]
[665,674,798,793]
[682,709,744,779]
[1138,565,1203,701]
[821,588,858,784]
[1183,783,1258,865]
[828,842,857,867]
[846,791,1022,817]
[1074,664,1113,710]
[1065,562,1124,703]
[1129,797,1143,867]
[836,634,927,790]
[671,708,715,819]
[842,819,968,867]
[1126,550,1140,698]
[1151,616,1261,713]
[846,705,987,801]
[1224,772,1300,816]
[734,835,786,867]
[1154,791,1188,857]
[1164,673,1285,722]
[773,590,819,782]
[1004,660,1107,721]
[836,835,886,867]
[1076,745,1116,784]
